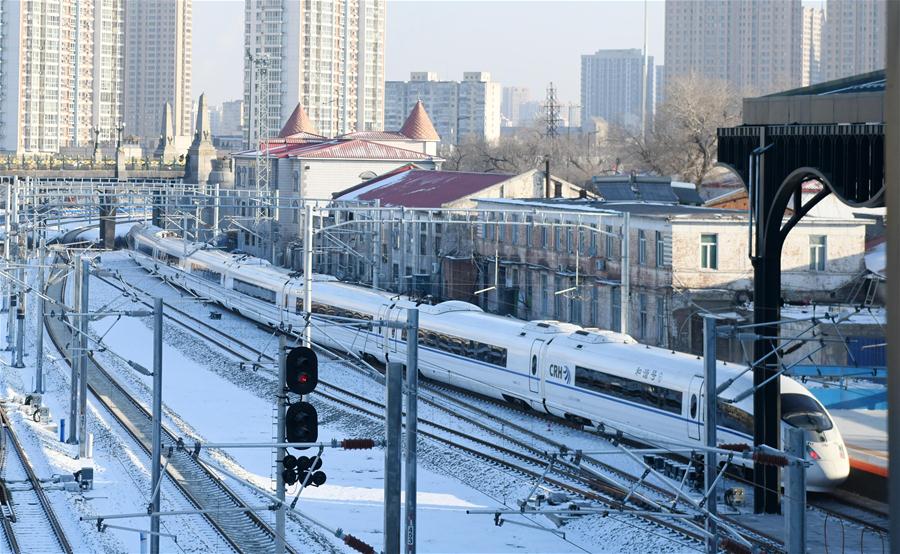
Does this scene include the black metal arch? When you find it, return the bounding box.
[717,123,885,514]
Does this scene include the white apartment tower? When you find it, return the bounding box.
[124,0,193,149]
[385,72,502,144]
[243,0,386,142]
[580,49,654,131]
[1,0,126,154]
[801,7,824,86]
[664,0,803,96]
[822,0,886,81]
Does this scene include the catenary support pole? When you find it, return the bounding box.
[78,257,90,458]
[303,203,313,348]
[620,212,631,334]
[13,248,24,368]
[784,427,806,554]
[68,255,81,445]
[886,0,899,548]
[405,309,419,554]
[275,334,286,554]
[150,298,163,554]
[34,240,45,393]
[384,361,402,554]
[703,316,718,554]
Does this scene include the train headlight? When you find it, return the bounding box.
[806,444,821,461]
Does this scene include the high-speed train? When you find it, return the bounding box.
[126,224,849,491]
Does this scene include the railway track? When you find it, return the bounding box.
[0,406,73,554]
[95,263,791,553]
[43,255,298,554]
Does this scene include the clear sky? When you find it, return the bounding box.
[192,0,665,106]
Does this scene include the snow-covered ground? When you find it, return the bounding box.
[0,248,698,553]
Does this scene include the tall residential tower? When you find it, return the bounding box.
[124,0,193,149]
[801,7,825,86]
[822,0,886,81]
[664,0,803,96]
[580,49,654,131]
[0,0,126,154]
[243,0,386,141]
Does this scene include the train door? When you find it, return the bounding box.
[687,376,703,441]
[528,339,544,394]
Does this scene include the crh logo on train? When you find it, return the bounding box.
[548,363,570,383]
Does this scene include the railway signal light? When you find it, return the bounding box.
[285,401,318,448]
[285,346,318,396]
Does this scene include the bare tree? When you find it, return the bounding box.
[618,73,743,185]
[441,124,617,185]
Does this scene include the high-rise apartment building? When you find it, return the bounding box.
[243,0,385,141]
[501,87,530,127]
[822,0,886,81]
[1,0,126,154]
[664,0,802,96]
[801,7,825,86]
[385,72,502,144]
[125,0,193,149]
[580,49,654,130]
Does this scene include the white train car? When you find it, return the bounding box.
[126,224,849,491]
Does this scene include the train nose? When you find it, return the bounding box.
[805,442,850,491]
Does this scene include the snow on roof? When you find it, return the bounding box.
[235,139,437,161]
[335,168,513,208]
[865,240,886,276]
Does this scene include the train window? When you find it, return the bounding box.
[690,394,697,418]
[311,302,372,322]
[233,278,277,303]
[416,328,508,367]
[781,393,833,432]
[295,298,304,313]
[717,400,753,436]
[190,264,220,283]
[138,244,154,257]
[575,366,682,415]
[531,355,537,375]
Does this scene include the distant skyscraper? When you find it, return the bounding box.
[244,0,385,140]
[0,0,125,154]
[580,49,653,130]
[664,0,802,95]
[801,7,824,86]
[386,72,502,144]
[822,0,886,81]
[125,0,192,149]
[219,100,245,136]
[654,65,666,108]
[501,87,530,126]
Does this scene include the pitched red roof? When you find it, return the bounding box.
[399,101,440,141]
[338,130,409,140]
[335,168,513,208]
[236,139,436,160]
[279,103,320,138]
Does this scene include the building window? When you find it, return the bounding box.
[809,235,826,271]
[605,225,614,257]
[610,287,621,332]
[638,230,647,265]
[655,231,664,267]
[700,234,718,270]
[511,216,519,245]
[639,293,648,338]
[566,227,574,253]
[589,225,598,256]
[526,218,534,247]
[540,274,549,315]
[656,296,666,346]
[555,225,563,251]
[540,226,548,248]
[590,286,598,325]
